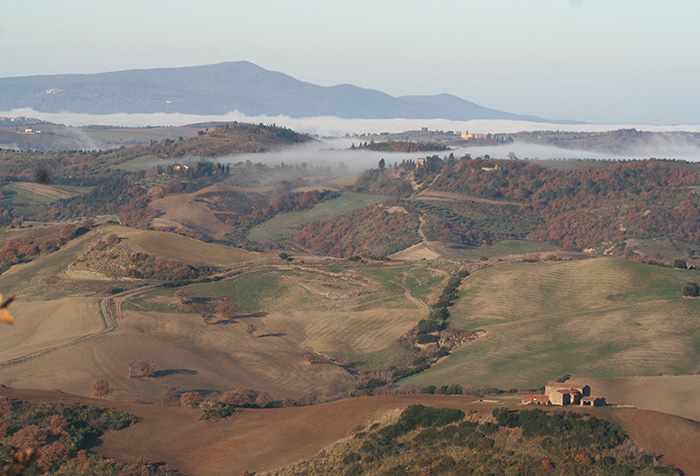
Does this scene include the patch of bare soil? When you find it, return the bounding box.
[604,408,700,476]
[0,388,497,476]
[568,375,700,422]
[389,243,442,261]
[2,387,697,476]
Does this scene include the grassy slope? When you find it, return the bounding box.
[0,231,106,299]
[2,182,88,205]
[431,240,554,261]
[99,224,262,266]
[0,258,441,400]
[402,258,700,389]
[129,265,435,360]
[247,192,388,242]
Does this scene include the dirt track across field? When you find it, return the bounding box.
[2,387,700,476]
[415,189,521,206]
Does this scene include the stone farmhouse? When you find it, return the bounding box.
[521,382,606,407]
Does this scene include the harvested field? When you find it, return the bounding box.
[130,265,427,366]
[603,408,700,476]
[1,387,697,476]
[148,184,266,240]
[569,374,700,422]
[0,308,354,400]
[403,258,700,388]
[0,297,103,363]
[0,388,500,476]
[264,309,423,356]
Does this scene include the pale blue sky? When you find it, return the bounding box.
[1,0,698,124]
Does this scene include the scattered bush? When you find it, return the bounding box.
[682,281,699,297]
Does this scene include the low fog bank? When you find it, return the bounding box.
[3,108,700,135]
[3,108,699,163]
[156,138,406,174]
[150,137,700,178]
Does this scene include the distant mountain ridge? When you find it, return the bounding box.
[0,61,571,122]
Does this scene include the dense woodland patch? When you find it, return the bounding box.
[0,396,177,476]
[273,405,678,476]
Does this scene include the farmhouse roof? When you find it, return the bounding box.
[557,389,581,395]
[521,394,550,404]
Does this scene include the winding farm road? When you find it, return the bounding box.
[0,285,158,368]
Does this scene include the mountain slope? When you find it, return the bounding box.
[0,61,560,121]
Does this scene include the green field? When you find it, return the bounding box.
[123,264,428,368]
[2,182,89,205]
[246,192,388,242]
[112,154,161,172]
[402,266,450,304]
[401,258,700,389]
[435,240,554,261]
[129,265,432,316]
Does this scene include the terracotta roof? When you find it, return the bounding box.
[557,389,581,395]
[521,394,550,403]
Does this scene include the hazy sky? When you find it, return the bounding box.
[1,0,698,125]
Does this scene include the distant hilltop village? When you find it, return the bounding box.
[0,116,49,127]
[521,382,607,407]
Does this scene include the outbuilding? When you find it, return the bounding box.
[521,394,550,405]
[581,396,606,407]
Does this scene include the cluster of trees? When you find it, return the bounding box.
[159,161,231,179]
[45,177,160,229]
[351,140,448,153]
[293,205,421,258]
[76,238,205,282]
[428,157,700,251]
[175,292,240,325]
[147,122,312,158]
[422,217,489,246]
[0,398,164,476]
[492,408,626,450]
[284,404,678,476]
[0,222,88,274]
[352,155,700,253]
[219,388,274,408]
[416,270,469,348]
[353,168,414,197]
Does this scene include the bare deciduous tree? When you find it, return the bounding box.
[128,359,156,378]
[255,390,274,408]
[91,378,113,398]
[246,324,258,338]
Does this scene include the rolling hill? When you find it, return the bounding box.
[0,61,560,121]
[1,387,697,476]
[0,224,446,401]
[402,258,700,389]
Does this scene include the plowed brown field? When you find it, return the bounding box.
[2,387,698,476]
